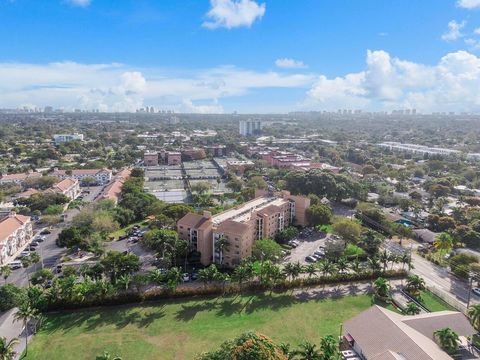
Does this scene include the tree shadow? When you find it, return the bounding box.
[175,301,216,322]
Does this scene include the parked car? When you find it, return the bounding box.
[305,256,317,263]
[313,250,325,258]
[190,272,198,281]
[55,264,63,274]
[8,261,22,270]
[30,241,39,247]
[40,229,51,235]
[472,288,480,297]
[182,273,190,282]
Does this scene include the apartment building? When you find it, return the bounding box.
[177,190,310,267]
[44,178,80,200]
[167,152,182,165]
[0,171,42,185]
[144,152,159,166]
[0,212,33,265]
[53,133,84,145]
[51,168,112,185]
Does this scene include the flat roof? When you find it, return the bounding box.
[212,196,287,225]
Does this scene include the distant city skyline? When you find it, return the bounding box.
[1,0,480,113]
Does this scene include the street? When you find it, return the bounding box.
[7,186,103,287]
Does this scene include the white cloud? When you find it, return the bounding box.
[474,27,480,35]
[457,0,480,9]
[442,20,466,41]
[0,62,314,112]
[203,0,265,29]
[66,0,91,7]
[306,49,480,112]
[275,58,307,69]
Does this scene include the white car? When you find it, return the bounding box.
[182,273,190,282]
[472,288,480,297]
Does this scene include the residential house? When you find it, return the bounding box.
[343,305,476,360]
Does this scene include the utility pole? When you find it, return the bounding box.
[466,276,473,309]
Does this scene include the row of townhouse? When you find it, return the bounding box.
[177,190,310,268]
[15,178,81,201]
[50,168,112,185]
[0,212,33,265]
[0,168,113,186]
[97,168,132,204]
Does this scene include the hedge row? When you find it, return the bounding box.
[46,269,407,311]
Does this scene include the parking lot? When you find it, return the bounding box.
[283,229,331,265]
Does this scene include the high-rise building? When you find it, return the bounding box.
[239,119,262,136]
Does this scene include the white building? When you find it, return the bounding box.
[239,119,262,136]
[0,213,33,265]
[53,133,84,145]
[51,168,112,185]
[44,178,81,200]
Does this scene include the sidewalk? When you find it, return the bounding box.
[0,308,27,360]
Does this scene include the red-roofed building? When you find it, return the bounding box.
[0,212,33,265]
[44,178,80,200]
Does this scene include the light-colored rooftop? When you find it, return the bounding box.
[212,196,287,225]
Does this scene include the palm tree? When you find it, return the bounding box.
[400,253,411,271]
[215,235,230,267]
[336,257,348,274]
[232,264,250,293]
[320,335,338,360]
[318,259,335,277]
[296,341,321,360]
[373,277,390,302]
[116,274,131,291]
[0,266,11,285]
[405,275,425,296]
[468,304,480,331]
[95,351,122,360]
[198,268,210,289]
[13,303,39,356]
[388,253,398,270]
[283,262,296,281]
[404,302,421,315]
[434,327,460,355]
[0,336,18,360]
[367,257,381,274]
[148,269,164,286]
[29,252,41,271]
[349,258,361,273]
[433,232,453,253]
[279,343,295,360]
[379,250,389,273]
[304,264,317,278]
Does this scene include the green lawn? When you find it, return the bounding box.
[418,290,455,312]
[25,293,372,360]
[109,221,148,240]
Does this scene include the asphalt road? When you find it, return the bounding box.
[7,186,103,287]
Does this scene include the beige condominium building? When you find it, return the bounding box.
[177,190,310,267]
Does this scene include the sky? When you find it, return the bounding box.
[2,0,480,113]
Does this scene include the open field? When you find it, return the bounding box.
[24,293,372,360]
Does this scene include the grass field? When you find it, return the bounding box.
[418,290,455,312]
[24,293,372,360]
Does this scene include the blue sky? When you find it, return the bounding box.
[1,0,480,113]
